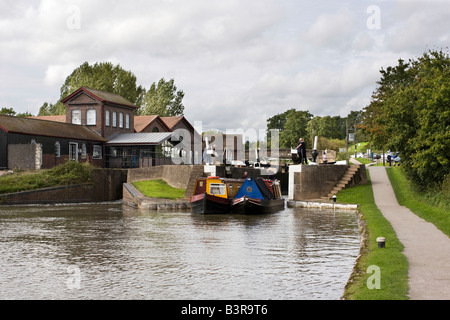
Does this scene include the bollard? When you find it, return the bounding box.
[377,237,386,248]
[332,195,337,203]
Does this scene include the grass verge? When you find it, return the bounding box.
[339,170,409,300]
[386,167,450,237]
[132,179,186,200]
[0,161,93,194]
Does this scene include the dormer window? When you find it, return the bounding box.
[86,110,96,125]
[72,110,81,125]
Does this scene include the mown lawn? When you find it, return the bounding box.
[339,170,409,300]
[132,179,186,200]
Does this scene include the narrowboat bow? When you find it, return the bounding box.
[232,177,285,214]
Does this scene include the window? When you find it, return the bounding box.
[105,110,110,126]
[86,110,96,125]
[55,141,61,158]
[119,113,124,128]
[209,183,226,196]
[152,127,159,132]
[93,145,102,159]
[72,110,81,125]
[81,143,87,159]
[69,143,78,161]
[112,111,117,127]
[126,114,130,129]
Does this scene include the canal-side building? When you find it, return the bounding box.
[0,115,106,170]
[1,87,203,170]
[1,87,246,170]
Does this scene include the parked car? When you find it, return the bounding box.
[393,152,401,165]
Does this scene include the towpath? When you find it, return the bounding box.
[367,165,450,300]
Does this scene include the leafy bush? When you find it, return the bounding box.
[0,161,93,194]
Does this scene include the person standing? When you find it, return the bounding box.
[296,138,307,164]
[301,139,307,164]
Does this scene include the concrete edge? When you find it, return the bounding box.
[123,183,191,211]
[287,200,359,211]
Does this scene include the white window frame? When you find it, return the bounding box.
[55,141,61,158]
[93,145,102,159]
[86,109,96,125]
[105,110,110,126]
[69,142,78,161]
[126,113,130,129]
[119,112,124,128]
[112,111,117,127]
[72,110,81,125]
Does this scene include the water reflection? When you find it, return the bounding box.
[0,204,359,300]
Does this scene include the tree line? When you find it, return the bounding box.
[266,109,365,150]
[266,49,449,191]
[360,49,449,190]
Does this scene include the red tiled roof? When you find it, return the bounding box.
[134,115,171,132]
[30,115,66,123]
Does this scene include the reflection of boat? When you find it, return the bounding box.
[190,177,244,214]
[232,177,285,214]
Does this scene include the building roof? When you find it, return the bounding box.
[134,115,171,132]
[30,115,66,123]
[106,132,173,145]
[0,115,106,142]
[160,116,184,130]
[61,87,138,109]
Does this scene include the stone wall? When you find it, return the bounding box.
[290,164,367,200]
[0,168,128,205]
[127,165,204,189]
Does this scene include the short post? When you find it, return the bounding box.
[377,237,386,248]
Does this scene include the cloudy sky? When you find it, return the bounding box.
[1,0,449,134]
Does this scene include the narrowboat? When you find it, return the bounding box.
[190,176,244,214]
[232,177,285,214]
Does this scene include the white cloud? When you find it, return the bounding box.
[1,0,449,133]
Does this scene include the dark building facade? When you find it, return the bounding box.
[0,115,105,170]
[1,87,208,170]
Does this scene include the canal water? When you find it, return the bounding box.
[0,203,360,300]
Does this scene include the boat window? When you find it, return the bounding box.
[209,183,226,196]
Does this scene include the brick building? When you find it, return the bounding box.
[1,87,202,170]
[0,115,105,169]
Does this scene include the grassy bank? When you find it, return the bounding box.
[132,179,186,200]
[339,170,409,300]
[386,167,450,237]
[0,161,93,194]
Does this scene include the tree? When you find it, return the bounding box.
[141,78,185,116]
[0,108,33,117]
[38,102,65,116]
[361,49,450,188]
[38,61,147,116]
[279,110,313,148]
[0,107,16,116]
[266,108,296,132]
